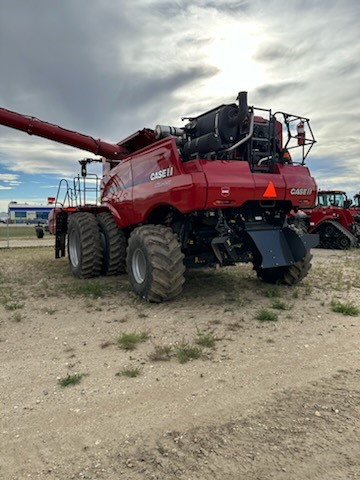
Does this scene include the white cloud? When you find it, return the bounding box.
[0,173,19,192]
[0,173,19,181]
[0,136,88,176]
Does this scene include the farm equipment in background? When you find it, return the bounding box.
[295,190,360,249]
[35,222,45,238]
[350,193,360,221]
[34,222,49,238]
[0,91,318,302]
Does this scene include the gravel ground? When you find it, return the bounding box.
[0,238,54,249]
[0,247,359,479]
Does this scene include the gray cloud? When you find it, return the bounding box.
[254,82,304,104]
[255,43,312,63]
[202,0,249,13]
[0,0,219,139]
[151,0,249,16]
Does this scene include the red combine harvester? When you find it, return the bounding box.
[298,190,360,249]
[0,91,318,302]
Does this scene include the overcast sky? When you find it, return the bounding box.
[0,0,359,212]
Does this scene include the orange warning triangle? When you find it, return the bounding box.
[263,181,277,198]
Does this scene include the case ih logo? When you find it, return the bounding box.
[290,188,313,195]
[221,187,230,197]
[150,167,174,181]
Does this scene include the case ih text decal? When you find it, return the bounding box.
[290,188,313,195]
[150,166,174,181]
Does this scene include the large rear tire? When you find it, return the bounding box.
[97,212,126,275]
[67,212,102,278]
[255,252,312,286]
[126,225,185,302]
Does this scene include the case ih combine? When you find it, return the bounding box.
[298,190,360,249]
[0,91,318,302]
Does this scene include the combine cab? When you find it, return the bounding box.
[299,190,360,249]
[0,91,319,301]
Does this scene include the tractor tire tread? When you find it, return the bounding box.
[127,224,185,302]
[97,212,126,275]
[256,252,312,286]
[68,212,102,278]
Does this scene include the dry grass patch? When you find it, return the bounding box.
[116,367,141,378]
[149,345,173,361]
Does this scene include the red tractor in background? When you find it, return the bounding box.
[0,91,318,302]
[296,190,360,249]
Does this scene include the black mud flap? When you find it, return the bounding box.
[55,211,68,259]
[247,227,319,269]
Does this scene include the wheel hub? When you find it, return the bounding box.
[132,248,147,284]
[68,230,80,267]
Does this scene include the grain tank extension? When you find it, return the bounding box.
[0,91,318,302]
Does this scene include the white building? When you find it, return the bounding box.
[8,199,55,224]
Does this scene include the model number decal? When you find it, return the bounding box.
[290,188,313,195]
[150,167,174,181]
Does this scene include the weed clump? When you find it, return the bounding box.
[271,299,292,311]
[117,332,149,350]
[255,309,278,322]
[116,367,141,378]
[266,286,281,298]
[58,373,86,387]
[176,343,203,364]
[62,280,108,298]
[196,330,216,348]
[331,299,359,316]
[4,301,24,311]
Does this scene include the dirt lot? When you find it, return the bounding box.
[0,246,359,480]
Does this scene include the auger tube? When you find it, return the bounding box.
[0,107,127,160]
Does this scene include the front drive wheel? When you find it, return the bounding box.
[126,225,185,302]
[255,252,313,285]
[67,212,102,278]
